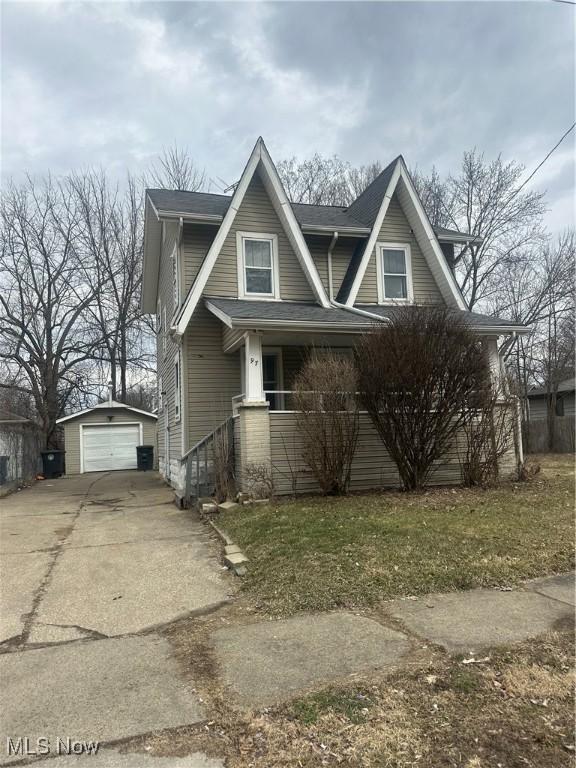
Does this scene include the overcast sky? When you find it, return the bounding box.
[2,1,574,231]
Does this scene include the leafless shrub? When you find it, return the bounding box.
[211,427,235,503]
[243,462,274,501]
[517,458,542,482]
[293,351,359,495]
[356,307,490,491]
[460,389,517,486]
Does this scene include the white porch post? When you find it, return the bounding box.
[244,331,265,402]
[483,337,501,388]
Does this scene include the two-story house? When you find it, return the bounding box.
[141,138,529,500]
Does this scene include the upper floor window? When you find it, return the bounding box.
[377,243,413,303]
[237,232,280,300]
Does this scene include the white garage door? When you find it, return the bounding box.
[82,424,140,472]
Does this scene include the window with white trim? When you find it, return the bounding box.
[157,299,162,335]
[237,233,279,299]
[174,352,181,422]
[377,243,413,303]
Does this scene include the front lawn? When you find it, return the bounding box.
[220,454,574,615]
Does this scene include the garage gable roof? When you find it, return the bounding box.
[56,400,157,424]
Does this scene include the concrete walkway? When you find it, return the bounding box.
[210,572,575,706]
[0,472,231,766]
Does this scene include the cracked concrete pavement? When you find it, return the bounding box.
[0,471,231,765]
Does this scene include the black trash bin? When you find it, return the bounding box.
[41,450,65,479]
[0,456,9,485]
[136,445,154,471]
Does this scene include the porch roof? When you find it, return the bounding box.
[205,297,531,335]
[205,298,373,330]
[356,305,532,334]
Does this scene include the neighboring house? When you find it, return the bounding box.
[0,410,40,491]
[56,400,157,474]
[528,378,575,420]
[141,137,530,498]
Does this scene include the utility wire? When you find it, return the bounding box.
[512,121,576,200]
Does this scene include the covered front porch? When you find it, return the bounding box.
[176,297,514,503]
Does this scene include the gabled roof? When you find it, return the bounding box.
[172,137,331,336]
[56,400,158,424]
[141,142,481,315]
[529,378,575,397]
[346,157,400,226]
[341,157,467,310]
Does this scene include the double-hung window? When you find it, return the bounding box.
[377,243,413,303]
[237,232,279,299]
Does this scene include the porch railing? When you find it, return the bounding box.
[182,416,235,505]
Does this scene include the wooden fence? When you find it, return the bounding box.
[523,417,575,454]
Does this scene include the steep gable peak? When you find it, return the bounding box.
[346,156,403,227]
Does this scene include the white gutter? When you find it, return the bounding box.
[327,231,338,301]
[330,298,391,324]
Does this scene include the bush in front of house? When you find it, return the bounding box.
[293,350,359,495]
[355,306,490,491]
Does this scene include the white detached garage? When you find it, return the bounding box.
[57,401,157,474]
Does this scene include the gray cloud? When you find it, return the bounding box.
[1,1,574,230]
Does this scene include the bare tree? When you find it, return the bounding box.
[0,176,101,447]
[355,307,490,491]
[413,150,547,309]
[70,170,154,402]
[489,231,575,424]
[293,350,359,495]
[148,144,206,191]
[277,155,382,207]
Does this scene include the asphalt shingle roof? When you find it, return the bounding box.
[529,378,575,397]
[345,157,400,227]
[205,298,530,332]
[146,182,473,240]
[206,298,370,326]
[356,305,531,330]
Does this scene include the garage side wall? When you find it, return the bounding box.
[63,409,157,475]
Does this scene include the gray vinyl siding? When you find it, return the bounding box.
[222,327,245,352]
[269,413,515,495]
[185,304,242,448]
[306,235,359,299]
[529,392,575,420]
[356,193,444,305]
[156,220,183,470]
[182,223,219,293]
[63,409,157,475]
[204,171,316,301]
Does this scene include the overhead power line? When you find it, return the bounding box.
[512,121,576,199]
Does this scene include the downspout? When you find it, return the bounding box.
[328,231,391,324]
[327,231,338,301]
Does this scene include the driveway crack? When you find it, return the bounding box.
[18,473,111,647]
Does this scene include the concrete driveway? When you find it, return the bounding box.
[0,471,231,765]
[0,471,230,644]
